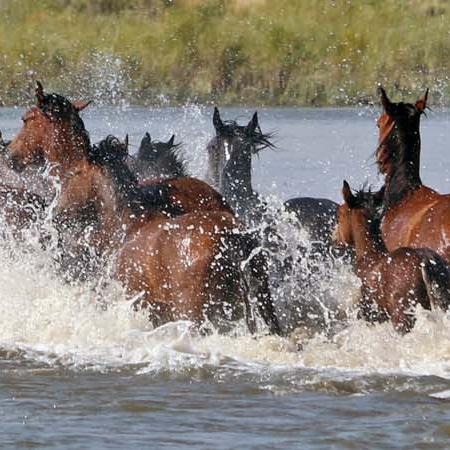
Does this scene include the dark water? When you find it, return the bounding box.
[0,106,450,449]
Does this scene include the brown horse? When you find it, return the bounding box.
[8,82,232,217]
[7,84,280,333]
[376,87,450,261]
[55,136,281,333]
[335,181,450,333]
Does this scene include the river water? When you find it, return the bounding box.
[0,106,450,449]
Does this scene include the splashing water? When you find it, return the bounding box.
[1,106,450,388]
[0,185,448,383]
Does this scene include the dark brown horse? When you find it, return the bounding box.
[55,136,280,333]
[335,181,450,333]
[207,107,339,248]
[376,87,450,262]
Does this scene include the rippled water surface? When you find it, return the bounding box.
[0,106,450,449]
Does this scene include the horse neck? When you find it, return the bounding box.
[351,217,388,274]
[93,168,135,248]
[49,120,90,175]
[384,124,422,209]
[221,144,256,205]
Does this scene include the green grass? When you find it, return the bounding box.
[0,0,449,106]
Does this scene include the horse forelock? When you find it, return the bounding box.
[38,92,90,154]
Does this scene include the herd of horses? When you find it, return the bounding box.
[1,81,450,336]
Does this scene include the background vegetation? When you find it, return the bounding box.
[0,0,449,106]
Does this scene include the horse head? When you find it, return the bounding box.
[335,180,385,248]
[8,81,91,172]
[132,132,184,179]
[211,107,273,195]
[376,86,428,178]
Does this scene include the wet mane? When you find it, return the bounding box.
[351,187,383,212]
[378,100,424,209]
[90,136,182,216]
[38,92,91,153]
[350,186,385,246]
[219,120,275,154]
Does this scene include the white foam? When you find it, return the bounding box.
[0,200,449,380]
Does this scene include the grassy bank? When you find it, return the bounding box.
[0,0,449,106]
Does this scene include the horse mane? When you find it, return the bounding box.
[219,120,275,154]
[378,101,423,209]
[90,136,183,216]
[350,186,385,247]
[38,92,91,153]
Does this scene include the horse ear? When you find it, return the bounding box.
[167,134,175,146]
[145,132,151,141]
[342,180,356,208]
[378,86,393,113]
[73,100,92,112]
[213,107,224,131]
[247,111,259,134]
[415,88,429,113]
[124,134,129,150]
[36,81,45,106]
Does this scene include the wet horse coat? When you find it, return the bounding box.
[376,87,450,262]
[7,84,280,333]
[335,181,450,333]
[56,136,281,333]
[206,107,338,246]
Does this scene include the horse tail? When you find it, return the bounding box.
[420,252,450,311]
[232,230,282,336]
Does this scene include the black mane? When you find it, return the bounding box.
[351,187,384,214]
[350,186,386,247]
[378,100,423,209]
[91,136,183,216]
[218,120,275,154]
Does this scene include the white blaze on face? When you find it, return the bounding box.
[224,141,231,162]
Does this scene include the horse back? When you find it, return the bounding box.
[284,197,338,242]
[382,186,450,260]
[141,177,233,215]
